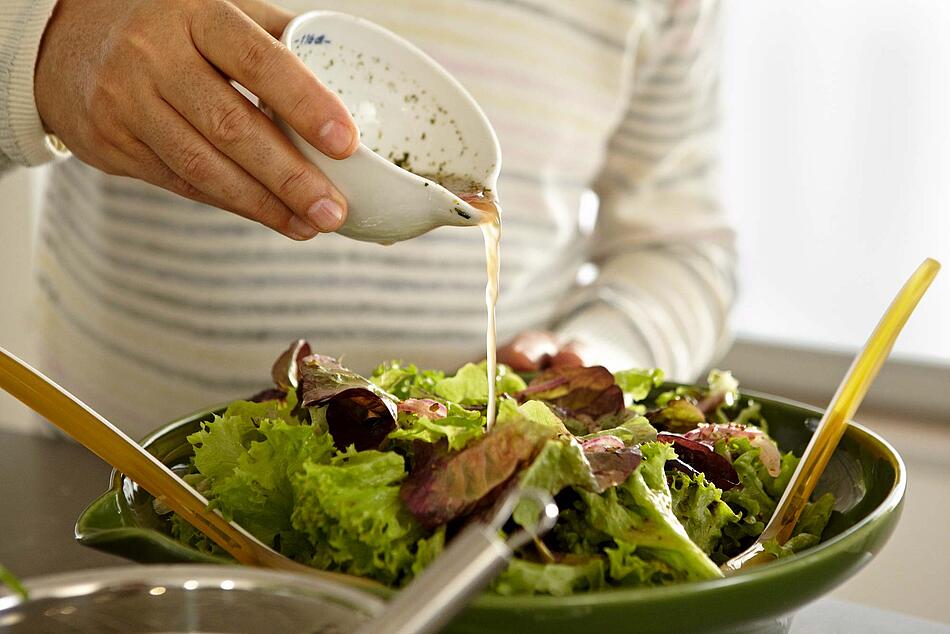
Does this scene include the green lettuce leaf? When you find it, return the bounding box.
[185,405,333,556]
[411,526,447,577]
[189,413,258,483]
[492,557,607,596]
[511,399,570,433]
[291,448,437,586]
[762,492,836,559]
[646,398,706,433]
[579,411,657,446]
[668,471,740,554]
[577,442,723,583]
[371,361,445,400]
[729,399,767,430]
[605,540,681,586]
[209,420,333,554]
[433,362,526,405]
[388,403,485,451]
[716,437,799,560]
[614,368,665,404]
[222,389,299,426]
[512,438,599,527]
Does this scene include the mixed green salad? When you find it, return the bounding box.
[160,340,835,595]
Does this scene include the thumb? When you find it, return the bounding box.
[229,0,295,38]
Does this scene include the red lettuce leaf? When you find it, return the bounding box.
[685,423,782,477]
[271,339,312,390]
[400,421,553,530]
[298,353,397,452]
[582,436,643,491]
[517,366,624,420]
[397,398,448,420]
[655,432,740,490]
[580,435,626,452]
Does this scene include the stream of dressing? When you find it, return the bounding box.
[460,194,501,430]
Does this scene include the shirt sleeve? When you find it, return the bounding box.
[553,0,736,382]
[0,0,69,175]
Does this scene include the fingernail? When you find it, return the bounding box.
[287,215,319,240]
[319,120,356,156]
[306,198,344,231]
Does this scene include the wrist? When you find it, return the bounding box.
[0,0,69,165]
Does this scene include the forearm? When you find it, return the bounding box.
[0,0,69,170]
[555,0,734,380]
[554,241,735,381]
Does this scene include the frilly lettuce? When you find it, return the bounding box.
[433,362,526,405]
[614,368,665,404]
[669,471,740,554]
[493,557,607,596]
[291,448,438,586]
[578,442,724,583]
[162,342,835,595]
[388,402,484,451]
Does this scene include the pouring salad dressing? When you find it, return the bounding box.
[275,12,506,428]
[466,195,502,430]
[423,175,503,430]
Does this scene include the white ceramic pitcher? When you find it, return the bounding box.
[272,11,501,244]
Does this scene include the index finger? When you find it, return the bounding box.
[190,0,359,159]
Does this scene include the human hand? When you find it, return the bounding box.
[497,331,593,373]
[34,0,358,240]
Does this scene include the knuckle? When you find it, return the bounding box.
[178,144,216,183]
[168,175,204,200]
[238,39,285,84]
[208,103,256,146]
[285,92,322,133]
[285,92,311,121]
[109,5,175,65]
[276,166,314,201]
[250,188,283,223]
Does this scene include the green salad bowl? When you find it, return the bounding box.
[76,388,905,634]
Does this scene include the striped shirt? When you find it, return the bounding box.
[0,0,735,437]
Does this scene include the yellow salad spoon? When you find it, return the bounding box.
[723,257,940,572]
[0,347,380,591]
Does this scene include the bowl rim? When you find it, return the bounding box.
[0,564,386,615]
[76,387,905,608]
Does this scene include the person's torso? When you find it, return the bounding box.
[34,0,654,432]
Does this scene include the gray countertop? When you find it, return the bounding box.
[0,429,125,575]
[1,429,946,633]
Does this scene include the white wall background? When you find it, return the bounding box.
[722,0,950,364]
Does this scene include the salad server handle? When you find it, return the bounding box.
[361,524,510,634]
[357,489,558,634]
[0,346,380,590]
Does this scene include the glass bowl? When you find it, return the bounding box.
[0,564,382,632]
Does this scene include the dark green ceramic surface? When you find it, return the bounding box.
[75,389,905,633]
